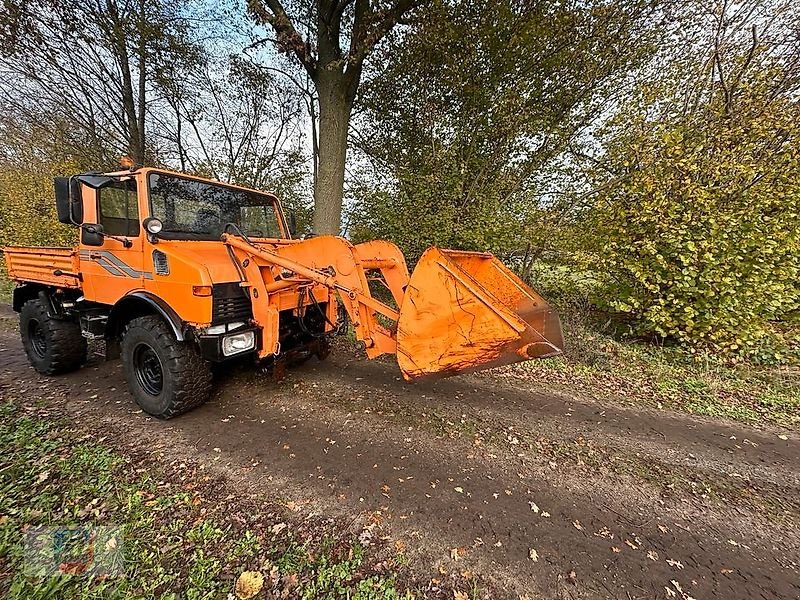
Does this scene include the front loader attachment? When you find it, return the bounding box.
[396,248,564,380]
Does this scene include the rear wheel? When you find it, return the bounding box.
[20,298,87,375]
[121,316,212,419]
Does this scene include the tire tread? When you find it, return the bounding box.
[20,299,86,375]
[122,316,212,418]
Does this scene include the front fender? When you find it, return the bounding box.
[107,291,186,341]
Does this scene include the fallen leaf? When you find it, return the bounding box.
[37,471,50,484]
[594,526,613,539]
[572,520,583,531]
[454,592,469,600]
[454,486,464,494]
[541,511,551,518]
[271,523,287,535]
[611,546,621,553]
[235,571,264,599]
[567,570,577,584]
[670,580,696,600]
[282,572,299,590]
[528,548,539,562]
[450,547,459,561]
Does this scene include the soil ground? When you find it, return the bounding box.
[1,306,798,599]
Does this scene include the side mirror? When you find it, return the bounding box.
[54,177,83,225]
[82,223,105,247]
[288,209,297,237]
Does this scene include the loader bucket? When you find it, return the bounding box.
[396,248,563,380]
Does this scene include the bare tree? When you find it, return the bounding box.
[0,0,201,167]
[154,55,309,198]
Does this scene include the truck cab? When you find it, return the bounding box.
[5,167,338,418]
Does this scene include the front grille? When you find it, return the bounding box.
[212,282,253,324]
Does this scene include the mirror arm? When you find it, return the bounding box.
[82,224,133,248]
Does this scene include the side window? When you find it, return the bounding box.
[99,180,139,237]
[240,205,281,238]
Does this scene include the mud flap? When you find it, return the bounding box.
[396,248,564,380]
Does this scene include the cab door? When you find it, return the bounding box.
[79,178,149,305]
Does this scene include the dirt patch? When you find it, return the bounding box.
[1,319,798,599]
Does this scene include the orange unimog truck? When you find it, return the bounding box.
[3,167,564,418]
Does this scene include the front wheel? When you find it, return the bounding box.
[121,316,212,419]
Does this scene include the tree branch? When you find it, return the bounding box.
[247,0,317,79]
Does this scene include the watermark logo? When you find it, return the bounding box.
[24,525,124,578]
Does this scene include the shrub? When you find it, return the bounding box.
[588,81,800,362]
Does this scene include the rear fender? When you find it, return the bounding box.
[12,283,47,312]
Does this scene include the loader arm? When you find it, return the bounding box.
[222,233,564,380]
[222,234,406,359]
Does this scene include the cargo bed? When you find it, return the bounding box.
[3,246,81,289]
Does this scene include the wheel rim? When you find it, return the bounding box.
[28,319,47,358]
[133,343,164,396]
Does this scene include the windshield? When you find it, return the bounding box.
[148,172,283,240]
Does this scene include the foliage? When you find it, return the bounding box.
[351,0,659,262]
[587,70,800,361]
[0,401,413,599]
[0,163,78,250]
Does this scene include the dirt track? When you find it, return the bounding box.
[1,314,798,599]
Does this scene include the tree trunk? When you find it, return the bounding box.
[312,77,352,235]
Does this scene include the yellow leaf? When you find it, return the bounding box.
[235,571,264,599]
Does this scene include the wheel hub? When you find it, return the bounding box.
[28,319,47,358]
[133,343,164,396]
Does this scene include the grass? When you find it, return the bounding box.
[491,318,800,429]
[0,401,414,600]
[512,263,800,428]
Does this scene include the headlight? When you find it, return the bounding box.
[221,331,255,356]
